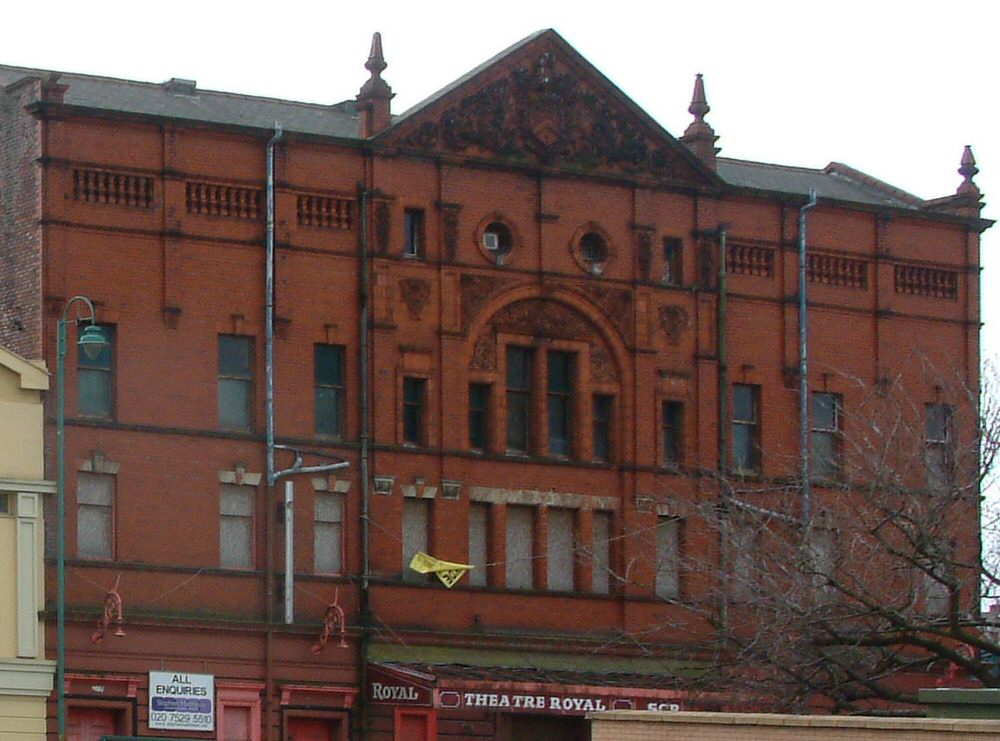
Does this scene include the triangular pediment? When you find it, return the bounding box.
[379,30,720,187]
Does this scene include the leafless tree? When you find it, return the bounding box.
[622,357,1000,712]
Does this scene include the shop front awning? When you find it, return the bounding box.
[366,645,725,716]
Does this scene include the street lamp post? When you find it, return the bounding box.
[56,296,106,741]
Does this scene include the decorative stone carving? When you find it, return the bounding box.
[578,285,633,343]
[440,202,462,261]
[658,305,689,345]
[492,299,593,340]
[470,331,496,371]
[590,343,618,382]
[399,278,431,320]
[398,50,699,181]
[375,201,391,255]
[460,273,513,331]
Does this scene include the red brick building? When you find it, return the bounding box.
[0,28,990,741]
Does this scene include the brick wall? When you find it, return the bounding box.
[0,76,42,359]
[590,711,1000,741]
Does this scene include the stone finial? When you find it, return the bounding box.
[688,73,710,122]
[957,145,981,199]
[680,73,719,170]
[357,32,393,137]
[365,32,388,78]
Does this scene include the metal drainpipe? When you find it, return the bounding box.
[799,189,817,524]
[357,180,372,739]
[716,225,730,634]
[264,122,282,741]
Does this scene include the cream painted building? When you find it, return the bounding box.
[0,347,54,741]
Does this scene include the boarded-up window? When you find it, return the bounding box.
[314,492,344,574]
[220,484,254,569]
[547,508,574,591]
[655,517,680,600]
[592,511,612,594]
[77,473,113,559]
[468,503,489,587]
[402,498,430,580]
[506,505,534,589]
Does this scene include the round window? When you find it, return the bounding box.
[477,217,518,265]
[580,232,608,273]
[484,222,513,257]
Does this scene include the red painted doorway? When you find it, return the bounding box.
[394,708,436,741]
[287,717,345,741]
[67,707,119,741]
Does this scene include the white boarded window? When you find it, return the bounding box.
[547,508,575,591]
[220,484,254,569]
[592,511,611,594]
[924,572,949,617]
[655,517,680,599]
[314,492,344,574]
[731,524,756,601]
[468,503,489,587]
[77,473,113,559]
[807,528,837,596]
[402,498,430,580]
[506,505,534,589]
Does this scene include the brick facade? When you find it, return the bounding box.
[0,28,991,741]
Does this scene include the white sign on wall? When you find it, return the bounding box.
[149,671,214,731]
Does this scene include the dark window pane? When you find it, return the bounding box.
[404,209,424,257]
[507,347,531,389]
[580,232,607,270]
[219,335,252,377]
[403,377,425,445]
[547,352,573,457]
[732,385,760,471]
[315,345,345,437]
[547,352,573,393]
[314,344,344,386]
[593,394,613,462]
[484,222,513,257]
[662,401,682,465]
[663,237,682,286]
[506,347,533,454]
[507,393,530,453]
[733,385,755,422]
[548,396,570,456]
[469,383,490,451]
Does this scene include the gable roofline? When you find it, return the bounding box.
[0,346,49,391]
[0,63,361,140]
[392,29,550,124]
[823,161,924,208]
[717,156,923,209]
[378,29,724,188]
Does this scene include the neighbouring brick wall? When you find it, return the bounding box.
[0,76,43,359]
[590,711,1000,741]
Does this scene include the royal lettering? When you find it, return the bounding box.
[371,682,419,701]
